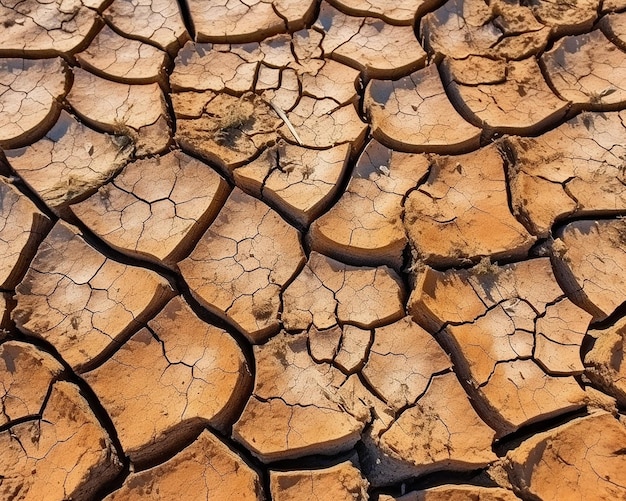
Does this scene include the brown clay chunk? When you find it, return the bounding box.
[422,0,597,60]
[67,68,171,156]
[179,188,305,342]
[445,58,568,135]
[0,58,67,149]
[362,316,452,410]
[375,372,497,477]
[505,111,626,237]
[0,0,101,57]
[75,25,168,84]
[189,0,316,43]
[585,316,626,407]
[404,144,535,266]
[379,485,520,500]
[542,29,626,109]
[235,142,350,227]
[551,219,626,321]
[0,341,64,425]
[327,0,433,24]
[72,150,230,266]
[365,65,481,153]
[170,41,261,93]
[315,2,426,79]
[4,110,133,214]
[282,251,406,331]
[0,178,51,288]
[233,331,371,462]
[601,10,626,48]
[282,95,367,148]
[270,461,369,500]
[409,258,590,436]
[309,140,430,269]
[83,296,250,466]
[105,429,264,500]
[0,381,123,501]
[505,412,626,499]
[12,221,173,371]
[103,0,189,54]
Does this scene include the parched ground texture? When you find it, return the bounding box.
[1,0,626,499]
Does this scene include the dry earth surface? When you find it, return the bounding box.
[1,0,626,499]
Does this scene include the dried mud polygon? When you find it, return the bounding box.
[1,0,625,499]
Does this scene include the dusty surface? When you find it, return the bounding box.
[404,144,535,266]
[0,0,625,499]
[270,460,369,500]
[505,412,626,499]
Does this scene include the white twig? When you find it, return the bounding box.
[268,100,303,146]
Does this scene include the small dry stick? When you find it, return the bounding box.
[268,100,303,146]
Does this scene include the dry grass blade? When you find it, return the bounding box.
[268,100,303,146]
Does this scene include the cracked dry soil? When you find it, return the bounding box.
[1,0,626,499]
